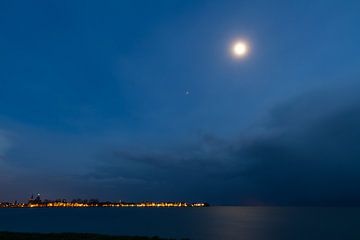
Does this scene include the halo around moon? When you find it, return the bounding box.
[231,40,249,58]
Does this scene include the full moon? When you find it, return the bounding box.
[232,41,249,58]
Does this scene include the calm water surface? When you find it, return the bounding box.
[0,207,359,240]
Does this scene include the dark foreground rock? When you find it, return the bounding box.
[0,232,176,240]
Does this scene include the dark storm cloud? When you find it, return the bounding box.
[236,98,360,205]
[87,89,360,205]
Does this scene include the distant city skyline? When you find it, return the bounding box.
[0,193,208,208]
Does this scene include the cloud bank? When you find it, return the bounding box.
[86,88,360,205]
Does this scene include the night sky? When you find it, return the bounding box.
[1,0,360,205]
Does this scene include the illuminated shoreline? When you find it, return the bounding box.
[0,202,209,208]
[0,202,208,208]
[0,194,209,208]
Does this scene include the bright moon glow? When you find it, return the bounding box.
[232,41,249,58]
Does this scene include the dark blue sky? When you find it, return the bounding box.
[1,0,360,205]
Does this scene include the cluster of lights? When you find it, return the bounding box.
[1,201,207,208]
[0,194,208,208]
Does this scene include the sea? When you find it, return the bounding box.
[0,207,359,240]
